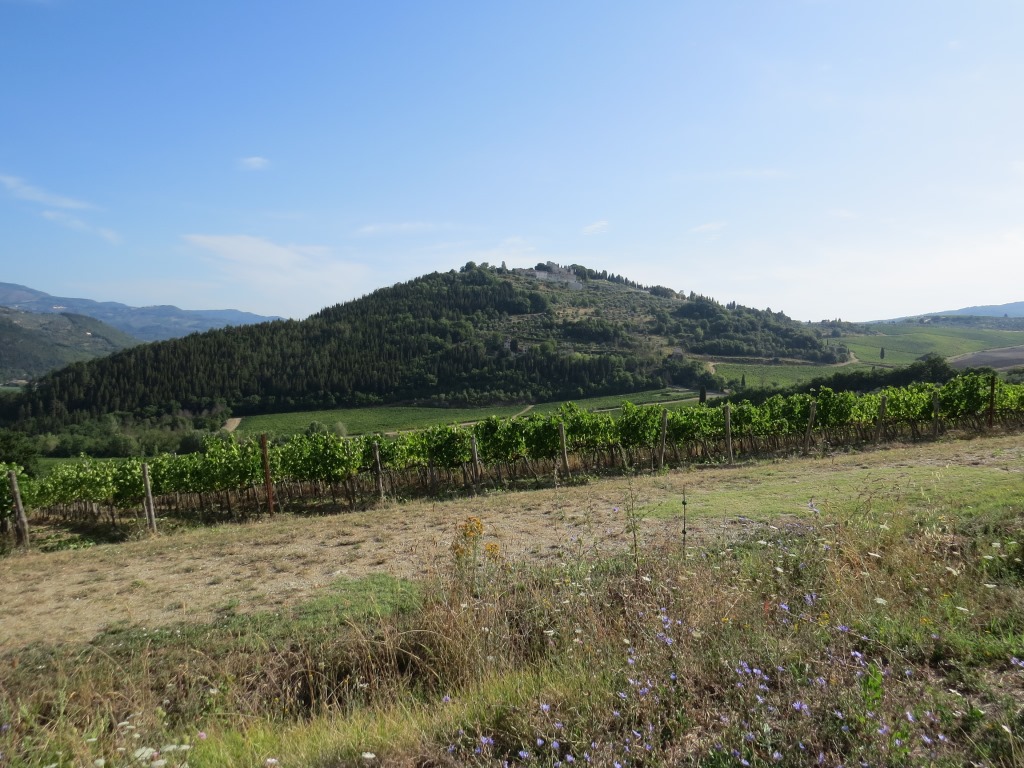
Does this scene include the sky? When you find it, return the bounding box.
[2,1,1023,322]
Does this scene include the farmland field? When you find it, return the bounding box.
[712,360,871,388]
[840,323,1024,366]
[2,432,1023,767]
[236,388,698,436]
[949,344,1024,370]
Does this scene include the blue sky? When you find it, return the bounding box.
[2,1,1023,321]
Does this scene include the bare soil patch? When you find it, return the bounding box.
[949,345,1024,370]
[3,434,1022,650]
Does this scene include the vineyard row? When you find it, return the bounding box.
[4,373,1024,540]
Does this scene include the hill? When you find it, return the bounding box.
[928,299,1024,318]
[0,263,846,429]
[0,281,279,342]
[0,307,139,383]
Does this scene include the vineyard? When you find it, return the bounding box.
[4,372,1024,537]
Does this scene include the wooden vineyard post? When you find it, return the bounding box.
[724,404,734,465]
[658,408,668,470]
[7,469,29,549]
[558,421,571,479]
[372,441,385,501]
[988,374,997,428]
[932,390,941,439]
[260,434,275,516]
[803,400,817,456]
[470,434,482,487]
[142,463,157,534]
[875,395,887,443]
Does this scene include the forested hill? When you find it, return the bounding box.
[1,263,846,429]
[0,308,139,383]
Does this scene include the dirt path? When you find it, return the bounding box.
[222,417,242,433]
[3,434,1021,650]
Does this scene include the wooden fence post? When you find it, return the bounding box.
[724,404,734,464]
[875,395,887,443]
[558,421,571,479]
[470,435,482,487]
[372,441,385,501]
[988,374,997,428]
[142,463,157,534]
[658,408,668,470]
[803,400,817,456]
[7,470,29,549]
[932,390,941,439]
[260,434,275,515]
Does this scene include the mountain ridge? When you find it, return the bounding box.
[0,282,280,341]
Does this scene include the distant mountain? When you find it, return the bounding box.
[1,263,850,428]
[0,307,139,383]
[929,300,1024,318]
[0,282,279,341]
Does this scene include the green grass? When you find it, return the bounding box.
[841,323,1024,365]
[4,436,1024,766]
[236,404,528,436]
[237,388,698,436]
[714,361,873,388]
[530,387,697,414]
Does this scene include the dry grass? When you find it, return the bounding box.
[2,434,1022,650]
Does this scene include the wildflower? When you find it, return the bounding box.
[793,700,810,714]
[772,751,783,761]
[442,695,451,703]
[540,703,551,712]
[518,750,530,759]
[537,738,545,747]
[552,741,561,750]
[480,737,494,746]
[266,760,280,767]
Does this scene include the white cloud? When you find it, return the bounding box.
[41,210,120,243]
[356,221,446,236]
[0,174,92,209]
[238,156,270,170]
[690,220,727,234]
[183,234,370,318]
[581,220,609,236]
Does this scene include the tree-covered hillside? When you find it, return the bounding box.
[1,263,845,429]
[0,308,139,383]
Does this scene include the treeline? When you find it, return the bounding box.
[6,372,1023,527]
[0,265,842,432]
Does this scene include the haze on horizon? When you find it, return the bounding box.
[2,1,1022,322]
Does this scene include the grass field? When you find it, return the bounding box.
[841,323,1024,366]
[236,404,529,436]
[713,361,873,388]
[2,434,1023,767]
[236,388,698,436]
